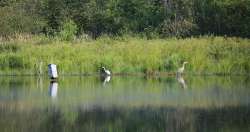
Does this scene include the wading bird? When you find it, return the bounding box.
[177,61,188,75]
[100,67,111,76]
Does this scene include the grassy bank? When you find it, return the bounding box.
[0,35,249,75]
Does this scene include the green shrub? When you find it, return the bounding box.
[0,5,45,37]
[58,20,77,41]
[7,55,27,69]
[160,19,198,38]
[0,43,20,52]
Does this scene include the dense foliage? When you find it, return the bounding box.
[0,36,249,75]
[0,0,249,38]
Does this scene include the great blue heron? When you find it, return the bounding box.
[177,61,188,75]
[100,67,111,76]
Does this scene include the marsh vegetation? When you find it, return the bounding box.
[0,36,249,75]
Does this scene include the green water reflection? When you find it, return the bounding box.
[0,76,249,132]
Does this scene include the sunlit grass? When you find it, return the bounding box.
[0,35,249,75]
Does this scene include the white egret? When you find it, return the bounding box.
[177,61,188,75]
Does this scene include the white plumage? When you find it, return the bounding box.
[101,67,111,76]
[177,61,188,75]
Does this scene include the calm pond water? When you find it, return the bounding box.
[0,75,250,132]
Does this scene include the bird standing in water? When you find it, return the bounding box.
[100,67,111,76]
[177,62,188,75]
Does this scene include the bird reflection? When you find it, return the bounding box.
[49,81,58,98]
[100,76,111,86]
[177,75,187,89]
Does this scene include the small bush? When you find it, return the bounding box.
[7,55,25,69]
[58,20,77,41]
[0,5,45,37]
[160,19,198,38]
[0,43,20,52]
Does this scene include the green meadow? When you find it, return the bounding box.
[0,35,249,75]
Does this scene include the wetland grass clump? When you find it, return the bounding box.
[0,36,249,75]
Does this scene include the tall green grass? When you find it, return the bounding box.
[0,35,249,75]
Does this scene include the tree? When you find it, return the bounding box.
[42,0,66,35]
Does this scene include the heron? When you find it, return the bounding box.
[177,61,188,75]
[100,66,111,76]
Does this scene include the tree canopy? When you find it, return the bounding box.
[0,0,249,38]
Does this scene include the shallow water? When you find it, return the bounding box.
[0,76,249,132]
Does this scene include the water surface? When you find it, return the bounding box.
[0,76,249,132]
